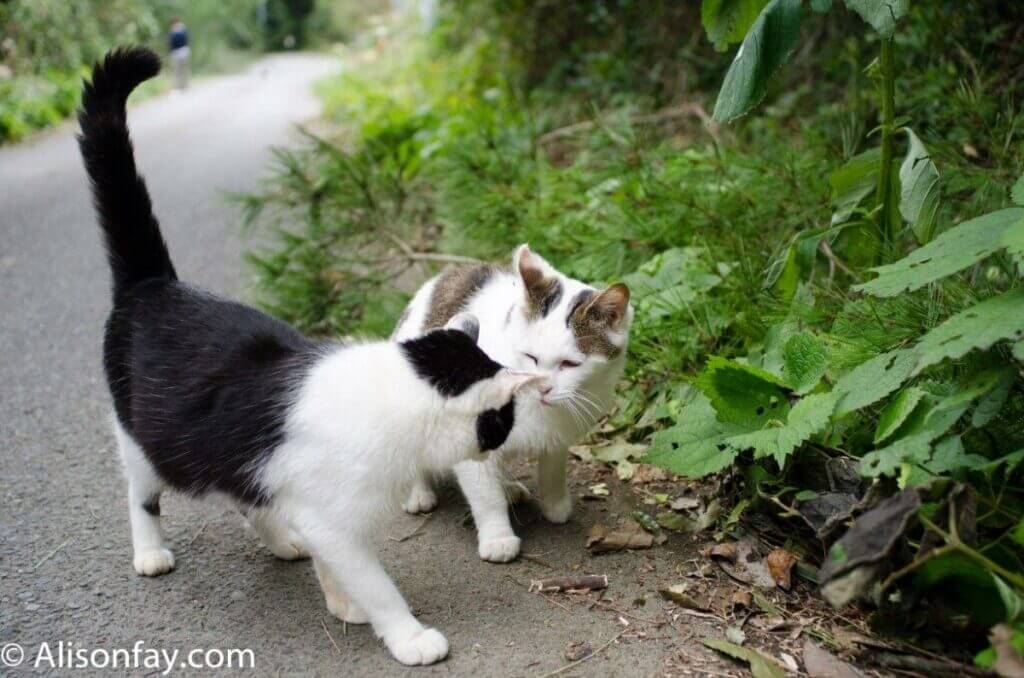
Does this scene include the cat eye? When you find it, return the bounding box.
[524,353,538,365]
[560,360,581,369]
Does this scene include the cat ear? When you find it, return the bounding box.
[444,312,480,343]
[513,244,556,292]
[583,283,631,331]
[513,244,562,316]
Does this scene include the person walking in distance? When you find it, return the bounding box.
[168,19,190,90]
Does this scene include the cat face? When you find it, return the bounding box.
[400,314,546,466]
[505,245,632,414]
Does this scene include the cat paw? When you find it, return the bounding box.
[478,535,521,563]
[540,495,573,524]
[133,548,175,576]
[402,486,438,514]
[503,480,531,504]
[266,536,310,561]
[263,528,310,561]
[325,593,369,625]
[386,628,449,666]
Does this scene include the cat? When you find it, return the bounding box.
[78,47,545,666]
[392,245,632,562]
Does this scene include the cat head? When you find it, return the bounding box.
[400,313,546,467]
[506,244,633,414]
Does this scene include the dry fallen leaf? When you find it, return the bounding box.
[586,520,655,554]
[991,624,1024,678]
[766,548,798,590]
[731,590,753,610]
[670,495,701,511]
[659,583,711,611]
[565,641,594,662]
[709,541,738,562]
[630,463,670,484]
[802,639,866,678]
[710,538,776,589]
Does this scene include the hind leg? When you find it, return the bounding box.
[246,508,309,561]
[115,422,175,576]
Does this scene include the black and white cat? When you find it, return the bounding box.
[393,246,632,562]
[79,47,545,666]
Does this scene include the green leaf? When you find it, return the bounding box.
[646,395,745,478]
[993,574,1024,623]
[972,369,1015,428]
[695,357,790,428]
[855,208,1024,297]
[623,248,724,319]
[923,435,988,474]
[1001,217,1024,276]
[704,639,786,678]
[725,392,839,466]
[1012,519,1024,548]
[833,349,918,416]
[782,332,828,394]
[811,0,833,11]
[899,129,941,244]
[914,288,1024,375]
[712,0,803,123]
[842,0,908,36]
[702,0,771,51]
[861,434,933,477]
[830,148,881,224]
[1015,341,1024,363]
[1012,172,1024,207]
[875,386,926,444]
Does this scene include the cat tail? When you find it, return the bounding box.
[78,46,177,300]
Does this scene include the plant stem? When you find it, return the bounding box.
[874,37,897,262]
[919,514,1024,591]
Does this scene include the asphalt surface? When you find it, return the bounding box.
[0,53,724,677]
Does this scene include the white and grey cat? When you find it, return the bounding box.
[79,47,546,666]
[393,245,633,562]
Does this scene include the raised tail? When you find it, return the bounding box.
[78,46,176,299]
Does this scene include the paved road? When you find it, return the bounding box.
[0,54,714,677]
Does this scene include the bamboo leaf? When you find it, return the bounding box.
[899,129,941,244]
[713,0,803,123]
[875,387,926,444]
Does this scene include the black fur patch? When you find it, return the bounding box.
[476,400,515,452]
[565,289,595,327]
[142,495,161,516]
[537,280,563,317]
[400,329,503,397]
[106,281,320,505]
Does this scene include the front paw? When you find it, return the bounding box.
[133,548,176,576]
[478,534,521,563]
[540,495,573,524]
[265,530,310,561]
[385,627,449,666]
[402,486,438,514]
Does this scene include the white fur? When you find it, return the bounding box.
[114,330,543,666]
[394,245,632,562]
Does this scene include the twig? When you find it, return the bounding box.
[530,575,608,593]
[321,617,342,655]
[34,538,70,570]
[536,628,628,678]
[187,522,209,546]
[819,240,858,280]
[380,231,483,265]
[387,514,431,543]
[874,651,991,677]
[592,601,665,626]
[540,593,574,615]
[537,103,719,147]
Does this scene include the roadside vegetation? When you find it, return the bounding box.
[0,0,371,143]
[241,1,1024,671]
